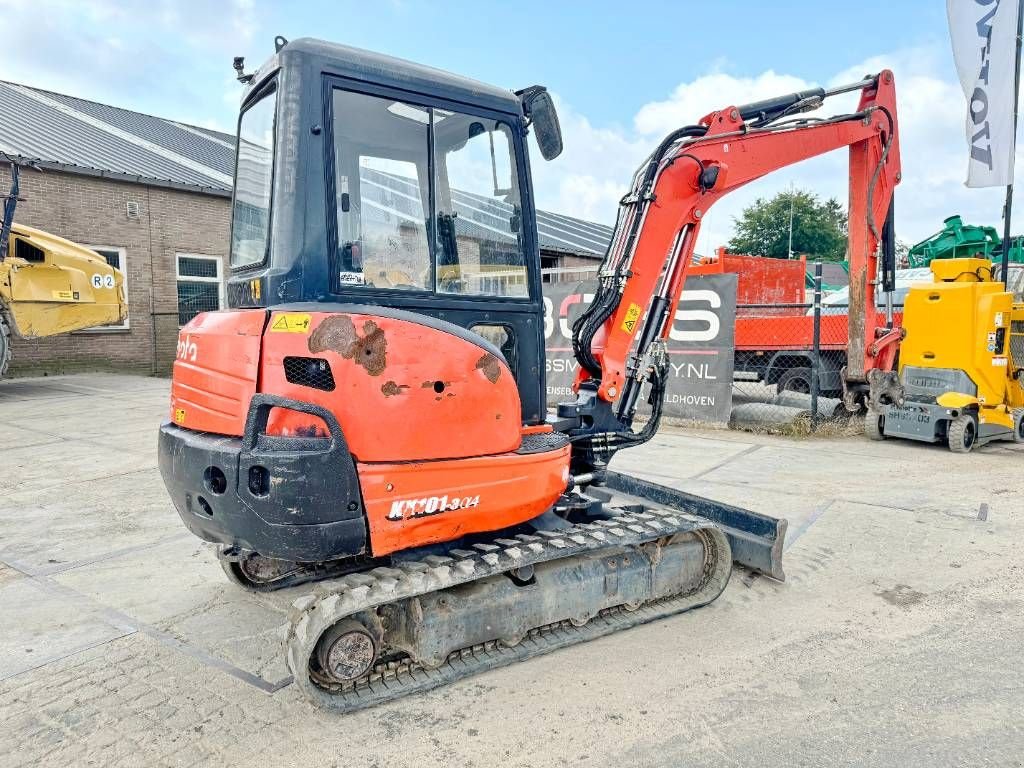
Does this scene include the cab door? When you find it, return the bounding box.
[322,81,546,423]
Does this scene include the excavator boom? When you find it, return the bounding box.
[565,72,902,466]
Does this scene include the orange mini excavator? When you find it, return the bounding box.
[159,37,901,709]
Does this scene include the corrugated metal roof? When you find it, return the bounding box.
[36,87,236,176]
[0,81,232,192]
[0,80,613,257]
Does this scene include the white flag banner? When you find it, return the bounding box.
[947,0,1021,187]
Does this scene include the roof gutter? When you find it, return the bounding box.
[3,154,232,198]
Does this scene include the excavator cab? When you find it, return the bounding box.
[224,37,563,423]
[162,36,637,578]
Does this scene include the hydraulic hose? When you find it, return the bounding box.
[865,106,895,244]
[573,124,708,377]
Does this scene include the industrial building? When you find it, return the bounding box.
[0,80,612,375]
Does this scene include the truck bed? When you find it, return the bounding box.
[735,309,902,351]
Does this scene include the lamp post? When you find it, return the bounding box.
[999,1,1023,284]
[787,184,795,260]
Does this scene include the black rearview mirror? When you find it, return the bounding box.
[519,87,563,161]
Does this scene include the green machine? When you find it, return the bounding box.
[908,215,1023,268]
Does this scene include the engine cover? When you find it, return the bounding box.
[260,306,523,462]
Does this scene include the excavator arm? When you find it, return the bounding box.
[563,71,901,466]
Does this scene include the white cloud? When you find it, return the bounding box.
[529,45,1021,257]
[527,97,649,225]
[633,70,814,136]
[0,0,257,131]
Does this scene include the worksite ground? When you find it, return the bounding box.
[1,374,1021,768]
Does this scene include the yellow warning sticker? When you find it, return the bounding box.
[620,303,643,335]
[270,313,312,333]
[51,290,77,300]
[251,278,261,301]
[174,408,187,424]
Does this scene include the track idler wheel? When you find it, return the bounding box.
[218,548,300,591]
[314,619,379,684]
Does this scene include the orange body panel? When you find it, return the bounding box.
[169,310,266,435]
[358,442,571,556]
[166,305,571,561]
[260,310,522,462]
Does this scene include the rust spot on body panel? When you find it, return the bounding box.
[381,381,409,397]
[310,315,388,376]
[309,315,357,355]
[475,353,502,384]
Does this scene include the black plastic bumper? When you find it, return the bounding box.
[158,394,368,562]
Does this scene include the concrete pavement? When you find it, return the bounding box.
[1,374,1021,767]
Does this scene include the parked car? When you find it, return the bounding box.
[809,268,932,316]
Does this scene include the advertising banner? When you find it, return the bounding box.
[544,273,738,423]
[947,0,1021,187]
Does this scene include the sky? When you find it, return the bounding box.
[0,0,1020,255]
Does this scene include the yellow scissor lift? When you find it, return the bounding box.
[869,257,1024,452]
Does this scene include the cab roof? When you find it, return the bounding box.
[265,37,525,116]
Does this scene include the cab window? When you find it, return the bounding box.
[434,115,526,297]
[230,85,277,268]
[332,89,431,291]
[329,87,528,298]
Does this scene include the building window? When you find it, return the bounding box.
[80,246,128,331]
[176,253,224,326]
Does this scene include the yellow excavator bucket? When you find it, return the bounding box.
[1,223,127,339]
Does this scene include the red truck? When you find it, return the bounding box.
[690,249,899,397]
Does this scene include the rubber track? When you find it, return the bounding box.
[218,549,381,592]
[285,505,732,711]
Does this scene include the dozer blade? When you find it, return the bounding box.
[603,471,787,581]
[285,488,750,711]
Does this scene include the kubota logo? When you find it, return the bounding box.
[176,335,198,362]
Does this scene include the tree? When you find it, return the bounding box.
[727,189,848,262]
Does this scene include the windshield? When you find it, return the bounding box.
[330,88,527,296]
[230,86,277,268]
